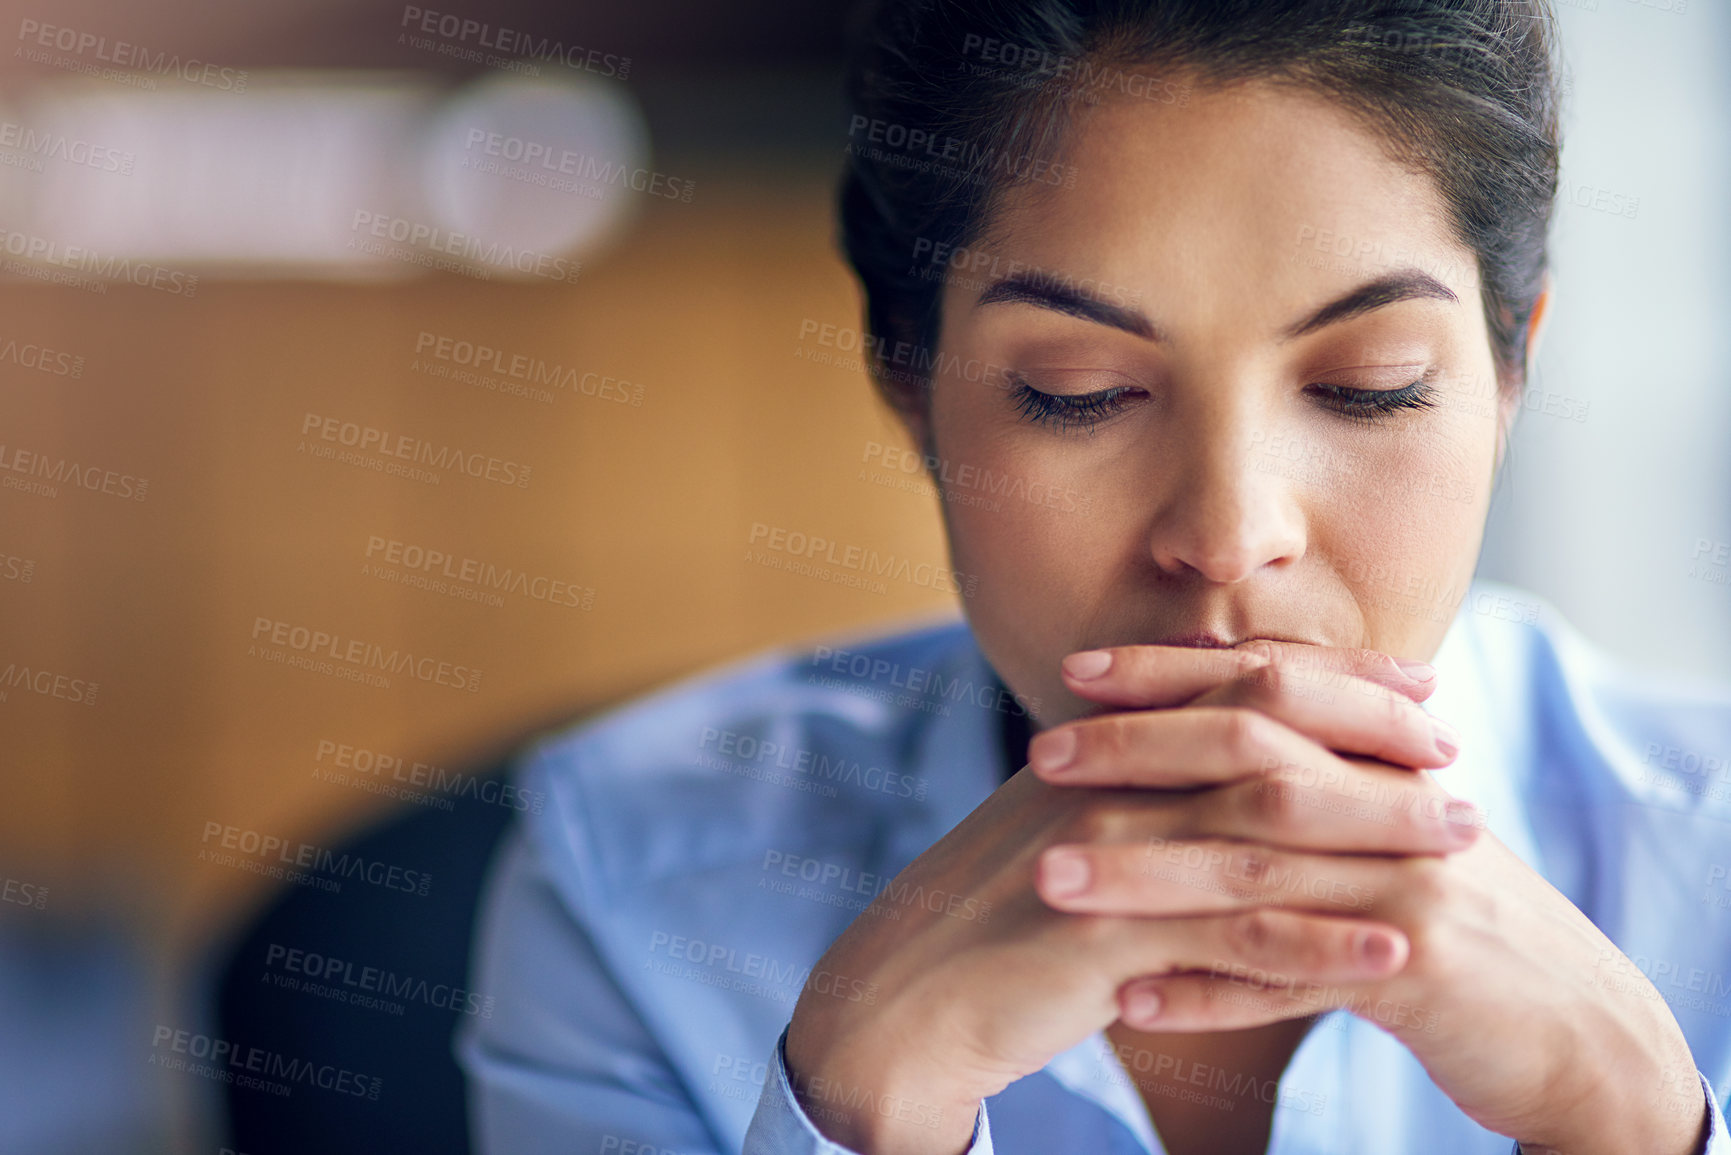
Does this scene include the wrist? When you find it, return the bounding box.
[1516,1068,1707,1155]
[785,1003,982,1154]
[786,1057,981,1154]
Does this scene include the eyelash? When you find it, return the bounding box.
[1008,376,1139,433]
[1007,375,1438,432]
[1304,380,1440,423]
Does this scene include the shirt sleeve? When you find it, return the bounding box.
[1510,1070,1730,1155]
[743,1025,993,1155]
[455,823,724,1155]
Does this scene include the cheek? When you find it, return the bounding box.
[929,389,1122,713]
[1314,423,1497,649]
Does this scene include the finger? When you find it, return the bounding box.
[1193,763,1481,854]
[1118,967,1444,1036]
[1026,710,1482,852]
[1029,704,1333,788]
[1098,907,1409,1001]
[1115,971,1348,1033]
[1036,838,1386,917]
[1191,663,1459,769]
[1062,639,1435,709]
[1031,680,1454,790]
[1059,645,1282,709]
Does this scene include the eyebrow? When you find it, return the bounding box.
[1281,268,1459,340]
[973,267,1459,342]
[974,271,1161,341]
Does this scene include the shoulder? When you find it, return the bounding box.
[511,614,991,904]
[1450,579,1731,816]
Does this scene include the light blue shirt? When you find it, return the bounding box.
[457,579,1731,1154]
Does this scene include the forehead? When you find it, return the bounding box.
[977,79,1478,324]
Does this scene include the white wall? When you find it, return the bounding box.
[1478,0,1731,681]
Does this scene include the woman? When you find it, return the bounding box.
[458,2,1731,1152]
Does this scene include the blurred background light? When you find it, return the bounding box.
[0,71,648,280]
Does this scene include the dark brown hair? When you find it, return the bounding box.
[838,0,1563,422]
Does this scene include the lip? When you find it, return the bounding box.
[1135,631,1322,650]
[1152,631,1237,649]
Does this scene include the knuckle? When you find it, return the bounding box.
[1084,713,1132,760]
[1219,707,1276,764]
[1400,855,1451,908]
[1225,908,1284,961]
[1236,664,1284,706]
[1227,843,1280,888]
[1236,639,1278,670]
[1240,773,1296,831]
[1348,647,1391,676]
[1378,685,1413,727]
[1058,801,1121,845]
[1070,913,1122,952]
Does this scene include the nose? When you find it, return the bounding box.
[1145,404,1308,583]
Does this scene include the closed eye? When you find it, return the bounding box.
[1008,374,1144,434]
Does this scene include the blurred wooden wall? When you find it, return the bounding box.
[0,168,961,961]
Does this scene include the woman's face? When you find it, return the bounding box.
[918,80,1532,729]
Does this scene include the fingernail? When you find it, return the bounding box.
[1356,930,1397,971]
[1443,800,1480,846]
[1123,983,1163,1024]
[1430,718,1460,761]
[1063,650,1113,681]
[1041,849,1090,898]
[1029,727,1077,773]
[1392,657,1436,685]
